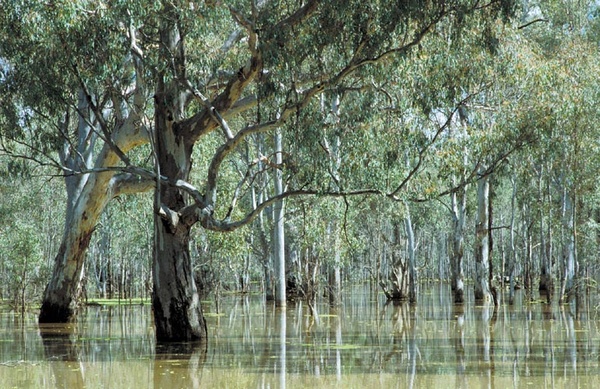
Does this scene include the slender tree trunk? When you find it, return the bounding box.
[328,238,342,306]
[251,135,274,300]
[560,190,577,303]
[474,172,492,302]
[450,183,466,303]
[405,203,418,304]
[322,93,343,306]
[508,176,517,305]
[538,168,554,303]
[273,129,286,307]
[451,106,468,303]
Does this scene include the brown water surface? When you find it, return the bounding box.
[1,284,600,388]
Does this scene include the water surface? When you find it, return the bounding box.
[1,284,599,388]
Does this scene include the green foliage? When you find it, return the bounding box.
[0,162,59,306]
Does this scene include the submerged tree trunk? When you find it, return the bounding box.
[450,183,466,303]
[560,190,577,303]
[450,106,469,304]
[538,168,554,303]
[39,173,110,322]
[40,29,150,323]
[39,91,102,323]
[40,105,149,322]
[380,222,408,301]
[405,203,418,304]
[324,94,342,307]
[152,213,207,341]
[474,172,492,302]
[273,129,286,307]
[151,70,207,341]
[508,176,517,305]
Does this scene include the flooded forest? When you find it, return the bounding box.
[2,1,600,387]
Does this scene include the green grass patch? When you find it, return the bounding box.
[85,298,150,306]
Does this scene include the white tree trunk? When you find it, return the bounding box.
[474,172,492,302]
[273,129,286,307]
[561,190,577,302]
[40,130,149,322]
[405,203,418,304]
[508,175,517,304]
[450,183,466,303]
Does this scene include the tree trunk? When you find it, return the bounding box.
[40,144,144,322]
[379,222,408,301]
[40,46,150,323]
[474,172,492,302]
[323,94,342,306]
[328,240,342,307]
[405,203,418,304]
[152,80,207,342]
[152,214,207,341]
[273,129,286,307]
[450,106,468,303]
[39,91,100,322]
[508,176,517,305]
[450,183,466,303]
[560,190,577,303]
[538,168,554,303]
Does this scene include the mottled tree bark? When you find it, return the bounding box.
[474,173,492,302]
[450,184,466,303]
[151,71,207,341]
[40,127,149,323]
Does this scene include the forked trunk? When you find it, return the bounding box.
[40,156,120,322]
[152,84,207,342]
[40,86,149,323]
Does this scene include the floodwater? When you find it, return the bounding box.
[1,284,600,388]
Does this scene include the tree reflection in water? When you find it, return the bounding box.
[153,341,207,389]
[39,324,84,389]
[3,284,600,388]
[453,303,466,389]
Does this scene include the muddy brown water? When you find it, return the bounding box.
[1,284,600,388]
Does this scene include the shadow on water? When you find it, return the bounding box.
[2,284,600,388]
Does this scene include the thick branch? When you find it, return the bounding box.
[111,173,154,197]
[186,188,382,232]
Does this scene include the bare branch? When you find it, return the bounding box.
[387,93,477,200]
[518,18,548,30]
